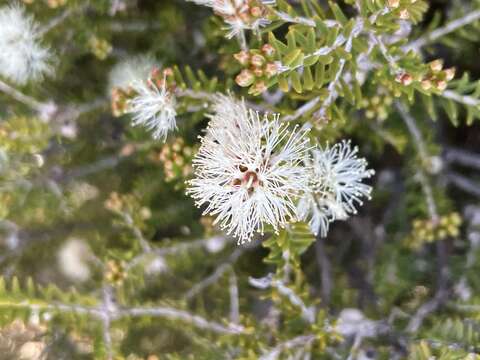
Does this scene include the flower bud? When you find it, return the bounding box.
[250,6,263,18]
[234,51,250,65]
[235,69,255,87]
[163,67,174,77]
[261,44,275,57]
[429,59,444,73]
[253,67,264,77]
[251,54,266,67]
[387,0,400,8]
[421,79,432,90]
[253,80,267,94]
[399,9,410,20]
[265,62,278,77]
[396,72,413,86]
[436,80,447,91]
[444,67,456,81]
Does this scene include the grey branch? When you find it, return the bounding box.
[39,3,90,36]
[5,299,244,335]
[314,19,364,120]
[0,78,53,115]
[406,289,447,333]
[406,8,480,51]
[440,90,480,108]
[229,270,240,324]
[185,247,244,299]
[446,172,480,198]
[119,306,244,334]
[259,334,316,360]
[249,274,316,323]
[445,148,480,170]
[396,101,439,221]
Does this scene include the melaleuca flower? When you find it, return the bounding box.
[0,4,53,85]
[188,0,271,38]
[298,140,375,237]
[127,80,177,140]
[187,96,310,245]
[108,54,157,93]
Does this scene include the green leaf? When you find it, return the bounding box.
[291,71,303,93]
[303,66,314,90]
[283,49,304,68]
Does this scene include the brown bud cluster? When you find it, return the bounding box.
[234,44,278,95]
[213,0,268,29]
[88,36,112,60]
[360,94,393,121]
[387,0,419,20]
[394,59,455,93]
[111,87,134,117]
[405,212,462,250]
[151,137,194,184]
[421,60,455,92]
[105,259,127,286]
[111,67,177,117]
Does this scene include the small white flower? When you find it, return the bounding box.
[299,140,374,237]
[108,54,157,92]
[128,80,177,140]
[187,96,310,244]
[188,0,270,38]
[0,4,53,85]
[204,236,227,253]
[335,308,378,339]
[58,238,92,283]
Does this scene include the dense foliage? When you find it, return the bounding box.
[1,0,480,359]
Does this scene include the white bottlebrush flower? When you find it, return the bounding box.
[57,238,93,283]
[0,4,53,85]
[187,0,270,38]
[128,80,177,140]
[187,96,310,245]
[298,140,374,237]
[108,54,157,92]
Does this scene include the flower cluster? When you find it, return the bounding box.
[297,141,375,237]
[234,44,279,94]
[187,96,310,244]
[111,67,178,141]
[187,96,375,244]
[188,0,270,38]
[0,4,53,85]
[394,59,455,92]
[405,212,462,249]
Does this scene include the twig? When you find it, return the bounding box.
[0,79,53,114]
[282,97,321,122]
[405,9,480,51]
[314,19,364,120]
[369,32,400,73]
[229,270,240,324]
[39,3,90,36]
[440,90,480,108]
[446,172,480,198]
[100,287,115,360]
[406,289,448,333]
[0,298,244,335]
[271,10,318,27]
[249,274,315,323]
[397,103,450,333]
[185,247,244,299]
[259,334,316,360]
[445,147,480,170]
[120,212,151,253]
[315,235,332,306]
[395,102,431,169]
[119,306,244,334]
